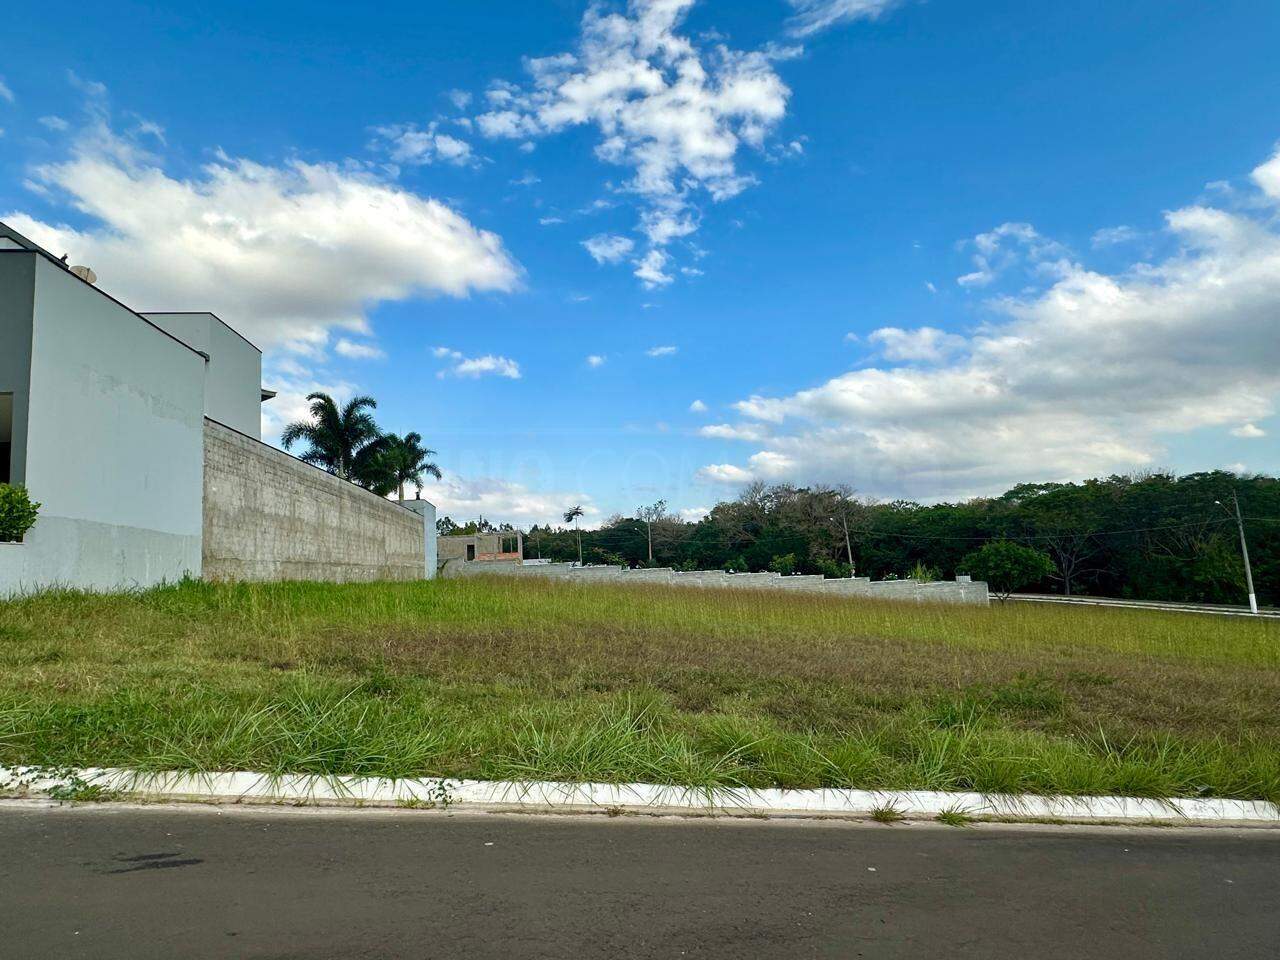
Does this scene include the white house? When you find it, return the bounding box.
[0,221,435,594]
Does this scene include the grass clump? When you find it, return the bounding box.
[1,576,1278,800]
[936,808,973,827]
[870,803,906,824]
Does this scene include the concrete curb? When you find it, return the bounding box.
[3,767,1278,825]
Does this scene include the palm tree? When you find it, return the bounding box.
[364,432,443,501]
[281,393,386,482]
[563,504,585,566]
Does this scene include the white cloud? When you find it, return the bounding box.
[38,115,70,131]
[510,172,540,187]
[423,473,598,528]
[7,109,519,356]
[689,399,708,413]
[372,122,474,166]
[696,143,1280,500]
[697,463,755,485]
[0,78,13,103]
[1091,225,1139,248]
[1253,151,1280,200]
[259,366,360,444]
[785,0,902,37]
[538,216,565,225]
[957,222,1069,288]
[1231,423,1266,439]
[634,248,673,287]
[868,325,965,363]
[473,0,791,284]
[925,281,937,294]
[447,89,473,110]
[582,233,634,264]
[586,354,607,368]
[433,346,522,380]
[679,505,709,522]
[646,344,678,357]
[699,422,769,441]
[334,338,386,360]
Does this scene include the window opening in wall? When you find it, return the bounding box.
[466,544,476,561]
[0,393,12,485]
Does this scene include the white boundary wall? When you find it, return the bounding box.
[442,560,989,605]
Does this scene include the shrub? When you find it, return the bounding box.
[908,561,939,583]
[768,553,798,576]
[960,540,1056,600]
[0,484,40,543]
[816,558,852,579]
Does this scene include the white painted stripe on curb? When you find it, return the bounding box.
[4,767,1278,824]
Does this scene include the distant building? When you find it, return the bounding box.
[439,530,523,563]
[0,221,435,593]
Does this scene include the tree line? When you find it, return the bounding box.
[441,470,1279,606]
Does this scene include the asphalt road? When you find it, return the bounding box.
[3,804,1277,959]
[1009,593,1280,619]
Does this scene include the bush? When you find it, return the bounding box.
[816,558,852,579]
[0,484,40,543]
[908,561,939,583]
[768,553,798,576]
[960,540,1056,600]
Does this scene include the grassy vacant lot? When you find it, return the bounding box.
[2,577,1278,800]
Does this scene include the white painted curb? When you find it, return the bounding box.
[3,767,1278,824]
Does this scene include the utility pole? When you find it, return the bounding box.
[830,506,855,578]
[1217,492,1258,614]
[840,511,855,578]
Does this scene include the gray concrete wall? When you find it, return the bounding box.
[401,498,438,579]
[442,560,988,605]
[143,312,263,439]
[0,254,207,594]
[202,419,428,583]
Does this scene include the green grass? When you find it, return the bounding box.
[1,576,1278,800]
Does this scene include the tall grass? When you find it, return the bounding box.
[1,577,1278,799]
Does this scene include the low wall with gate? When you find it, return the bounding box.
[441,560,988,605]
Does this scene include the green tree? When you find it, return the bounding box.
[281,393,387,483]
[0,484,40,542]
[960,540,1056,600]
[362,432,442,501]
[563,505,585,566]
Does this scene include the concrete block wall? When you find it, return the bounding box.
[442,560,988,605]
[202,419,429,583]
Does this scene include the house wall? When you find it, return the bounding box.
[0,254,207,594]
[142,312,263,438]
[439,532,521,562]
[203,419,431,582]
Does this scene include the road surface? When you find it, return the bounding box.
[3,804,1277,959]
[1009,593,1280,619]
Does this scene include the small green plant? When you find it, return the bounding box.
[0,484,40,543]
[936,808,974,827]
[47,775,117,803]
[397,780,455,810]
[869,803,905,824]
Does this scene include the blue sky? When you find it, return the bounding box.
[3,0,1279,525]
